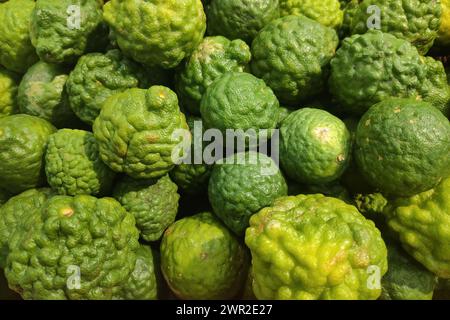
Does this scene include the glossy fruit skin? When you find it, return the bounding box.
[103,0,206,69]
[200,72,280,136]
[279,0,343,29]
[381,242,437,300]
[0,115,56,194]
[160,212,249,299]
[383,177,450,279]
[4,195,140,300]
[330,30,450,116]
[355,98,450,197]
[347,0,441,54]
[66,50,155,125]
[0,188,53,268]
[251,15,339,106]
[45,129,116,196]
[245,194,387,300]
[208,152,288,236]
[175,36,251,114]
[0,0,38,73]
[30,0,108,64]
[205,0,280,43]
[93,86,189,179]
[280,108,351,185]
[169,116,212,195]
[113,175,179,242]
[0,67,20,118]
[18,61,78,128]
[115,245,159,300]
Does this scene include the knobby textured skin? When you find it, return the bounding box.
[355,98,450,196]
[113,175,179,242]
[45,129,116,196]
[103,0,206,69]
[18,61,78,128]
[354,193,388,227]
[330,31,450,116]
[0,0,38,73]
[160,212,249,299]
[170,163,211,195]
[280,108,351,185]
[383,177,450,279]
[340,0,360,38]
[175,36,251,114]
[0,188,53,268]
[0,115,56,194]
[279,0,343,29]
[170,116,212,195]
[206,0,280,43]
[347,0,441,54]
[115,245,159,300]
[200,72,280,135]
[245,194,388,300]
[66,50,154,125]
[0,67,20,118]
[251,15,339,106]
[5,195,140,300]
[381,242,437,300]
[30,0,108,64]
[437,0,450,47]
[208,152,288,236]
[93,86,189,179]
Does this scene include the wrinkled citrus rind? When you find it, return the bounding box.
[206,0,280,43]
[45,129,116,196]
[0,67,20,118]
[18,61,78,128]
[245,194,388,300]
[0,188,53,268]
[0,0,38,73]
[175,36,251,114]
[381,242,437,300]
[348,0,441,55]
[113,175,179,242]
[208,151,288,236]
[5,195,140,300]
[0,114,56,194]
[66,50,155,125]
[103,0,206,69]
[30,0,108,64]
[329,31,450,116]
[114,245,159,300]
[383,177,450,279]
[93,86,189,179]
[251,15,339,106]
[200,72,280,134]
[279,0,344,29]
